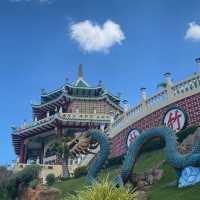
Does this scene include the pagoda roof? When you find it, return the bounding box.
[38,64,120,104]
[32,65,122,115]
[32,89,123,116]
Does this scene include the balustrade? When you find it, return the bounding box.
[110,73,200,136]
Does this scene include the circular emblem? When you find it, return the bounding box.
[163,107,187,132]
[127,129,140,147]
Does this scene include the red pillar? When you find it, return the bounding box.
[19,141,25,163]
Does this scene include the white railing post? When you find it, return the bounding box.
[164,72,174,99]
[195,57,200,73]
[140,87,148,111]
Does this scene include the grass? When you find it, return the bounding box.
[53,176,87,199]
[54,149,200,200]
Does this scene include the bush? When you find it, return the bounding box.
[3,165,41,199]
[46,173,56,186]
[0,167,13,200]
[74,166,88,178]
[64,178,136,200]
[16,164,41,185]
[177,125,199,143]
[29,179,39,189]
[137,125,199,153]
[142,138,165,153]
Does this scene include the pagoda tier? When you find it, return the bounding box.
[32,85,123,120]
[32,88,123,119]
[12,112,112,155]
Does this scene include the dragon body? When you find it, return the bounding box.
[71,127,200,186]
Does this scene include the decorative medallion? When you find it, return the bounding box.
[163,107,187,132]
[127,129,141,147]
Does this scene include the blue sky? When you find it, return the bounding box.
[0,0,200,165]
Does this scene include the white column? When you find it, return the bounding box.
[164,72,173,86]
[164,72,174,98]
[123,100,129,113]
[140,87,147,101]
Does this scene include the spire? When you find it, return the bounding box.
[78,64,83,78]
[75,64,89,87]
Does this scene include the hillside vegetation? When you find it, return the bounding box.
[54,149,200,200]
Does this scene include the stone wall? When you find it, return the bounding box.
[110,92,200,158]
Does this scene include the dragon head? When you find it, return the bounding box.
[69,131,99,157]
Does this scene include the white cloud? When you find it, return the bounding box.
[70,20,125,53]
[185,22,200,41]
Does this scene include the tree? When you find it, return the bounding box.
[50,136,74,178]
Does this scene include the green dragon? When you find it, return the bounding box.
[71,127,200,186]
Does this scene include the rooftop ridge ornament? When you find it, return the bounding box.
[78,64,83,78]
[75,64,90,87]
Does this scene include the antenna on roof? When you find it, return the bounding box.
[78,64,83,78]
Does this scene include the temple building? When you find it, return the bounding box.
[11,65,123,170]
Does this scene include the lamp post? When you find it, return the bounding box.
[164,72,173,87]
[123,100,129,113]
[195,57,200,73]
[140,87,147,101]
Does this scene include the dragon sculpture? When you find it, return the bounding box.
[70,127,200,186]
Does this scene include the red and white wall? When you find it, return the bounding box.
[110,92,200,158]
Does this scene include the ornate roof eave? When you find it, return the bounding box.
[12,113,112,155]
[103,91,120,102]
[13,113,111,135]
[32,92,66,112]
[32,92,124,113]
[41,83,103,98]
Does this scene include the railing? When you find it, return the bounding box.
[16,163,58,170]
[14,162,78,177]
[109,73,200,137]
[15,112,112,133]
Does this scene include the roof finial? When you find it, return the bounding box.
[78,64,83,78]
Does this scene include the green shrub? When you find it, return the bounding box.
[6,165,41,199]
[46,173,56,186]
[29,179,39,189]
[74,166,88,178]
[106,155,124,168]
[64,178,136,200]
[138,125,199,153]
[142,138,165,152]
[0,167,13,200]
[16,164,41,185]
[177,125,199,143]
